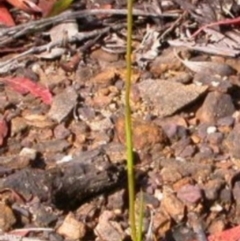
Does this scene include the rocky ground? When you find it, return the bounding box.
[1,0,240,241]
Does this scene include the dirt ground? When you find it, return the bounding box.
[1,0,240,241]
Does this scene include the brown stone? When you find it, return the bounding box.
[161,187,185,222]
[91,48,120,63]
[196,91,235,124]
[54,124,71,140]
[92,94,112,108]
[57,212,86,240]
[203,179,224,201]
[107,189,126,210]
[224,123,240,158]
[0,202,16,231]
[208,219,225,235]
[115,117,167,150]
[150,48,186,77]
[95,210,126,241]
[153,207,171,237]
[10,117,27,136]
[90,67,117,87]
[161,166,183,184]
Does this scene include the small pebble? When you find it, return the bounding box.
[207,126,217,134]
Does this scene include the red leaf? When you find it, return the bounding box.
[0,3,15,26]
[1,77,52,105]
[191,225,240,241]
[0,119,8,146]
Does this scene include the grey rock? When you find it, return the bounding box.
[137,79,208,117]
[48,87,78,123]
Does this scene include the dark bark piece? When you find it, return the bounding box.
[2,148,126,209]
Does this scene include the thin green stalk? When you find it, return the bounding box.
[125,0,136,240]
[137,191,144,241]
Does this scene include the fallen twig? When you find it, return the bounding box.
[0,23,125,74]
[159,10,188,41]
[0,8,179,46]
[191,16,240,38]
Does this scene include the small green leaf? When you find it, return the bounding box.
[46,0,73,17]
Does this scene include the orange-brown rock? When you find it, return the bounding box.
[115,117,167,151]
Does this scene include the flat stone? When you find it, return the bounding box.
[48,87,78,123]
[137,79,207,117]
[34,139,70,153]
[193,73,232,92]
[217,116,235,127]
[177,184,202,204]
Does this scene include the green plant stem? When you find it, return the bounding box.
[137,191,144,241]
[126,0,136,240]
